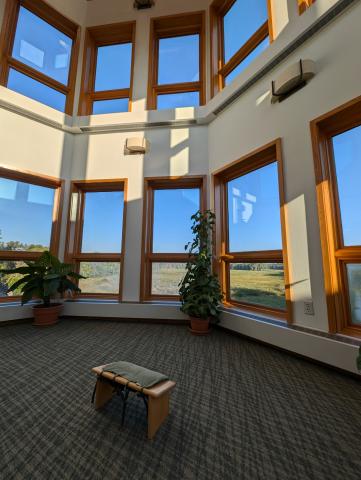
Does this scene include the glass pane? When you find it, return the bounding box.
[0,177,55,251]
[224,0,268,63]
[0,261,26,298]
[158,34,199,85]
[230,263,286,310]
[227,162,282,252]
[92,98,129,115]
[332,125,361,246]
[7,68,66,111]
[81,191,124,253]
[78,262,120,294]
[152,263,186,296]
[94,43,132,91]
[153,188,199,253]
[157,92,199,110]
[225,37,269,86]
[12,7,72,85]
[346,264,361,325]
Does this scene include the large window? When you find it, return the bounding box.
[213,140,291,319]
[141,177,206,300]
[147,12,205,110]
[65,180,126,298]
[210,0,272,95]
[312,96,361,336]
[0,0,80,113]
[78,22,135,115]
[0,167,63,301]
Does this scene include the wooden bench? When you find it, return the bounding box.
[91,365,176,439]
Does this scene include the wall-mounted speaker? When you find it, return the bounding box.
[134,0,154,9]
[125,137,150,154]
[271,59,316,103]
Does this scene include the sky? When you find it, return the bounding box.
[152,188,200,253]
[223,0,268,63]
[81,191,124,253]
[333,125,361,246]
[227,162,282,252]
[94,44,132,91]
[0,178,55,247]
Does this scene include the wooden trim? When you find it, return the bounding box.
[0,167,63,303]
[298,0,316,15]
[140,176,207,301]
[0,0,80,115]
[210,0,272,98]
[311,95,361,336]
[78,21,136,116]
[212,139,292,322]
[64,179,128,300]
[147,11,206,110]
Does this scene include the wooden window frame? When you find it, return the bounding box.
[0,166,63,303]
[210,0,273,98]
[213,139,292,321]
[140,176,207,301]
[65,179,128,300]
[311,95,361,337]
[78,21,136,116]
[0,0,81,115]
[147,11,206,110]
[298,0,316,15]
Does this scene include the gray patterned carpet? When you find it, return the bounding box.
[0,319,360,480]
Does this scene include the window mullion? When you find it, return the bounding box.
[8,58,70,94]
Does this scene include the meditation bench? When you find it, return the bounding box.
[91,362,176,439]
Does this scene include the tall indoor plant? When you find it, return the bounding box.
[179,210,223,334]
[1,251,83,326]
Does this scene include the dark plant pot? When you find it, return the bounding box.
[32,303,63,326]
[189,317,210,335]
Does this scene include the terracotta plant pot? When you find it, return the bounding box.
[32,303,63,326]
[189,317,210,335]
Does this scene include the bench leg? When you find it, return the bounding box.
[147,393,169,440]
[94,378,114,410]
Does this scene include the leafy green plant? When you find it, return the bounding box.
[0,251,84,306]
[357,346,361,372]
[179,210,223,321]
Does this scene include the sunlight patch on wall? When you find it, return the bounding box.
[170,128,190,176]
[286,194,312,305]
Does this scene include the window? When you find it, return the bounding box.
[65,181,127,298]
[210,0,272,96]
[213,140,291,319]
[312,96,361,336]
[147,12,205,110]
[78,22,135,115]
[0,167,63,301]
[0,0,80,113]
[141,177,206,300]
[298,0,316,15]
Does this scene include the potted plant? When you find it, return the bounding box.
[1,251,83,326]
[179,210,223,335]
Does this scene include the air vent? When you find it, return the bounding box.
[134,0,154,9]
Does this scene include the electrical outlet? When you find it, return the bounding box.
[304,301,315,316]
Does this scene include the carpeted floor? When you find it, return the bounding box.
[0,319,360,480]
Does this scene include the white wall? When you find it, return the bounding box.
[0,0,360,373]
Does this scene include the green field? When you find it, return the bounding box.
[230,267,286,310]
[152,264,186,296]
[79,263,120,295]
[1,260,286,309]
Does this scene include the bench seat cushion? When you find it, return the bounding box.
[101,361,169,389]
